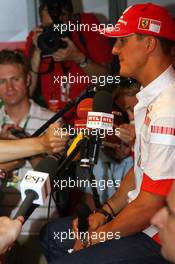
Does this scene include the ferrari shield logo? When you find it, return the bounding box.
[138,17,150,30]
[141,19,149,28]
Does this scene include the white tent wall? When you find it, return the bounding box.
[0,0,35,42]
[0,0,174,43]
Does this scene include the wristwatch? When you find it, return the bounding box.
[80,232,90,248]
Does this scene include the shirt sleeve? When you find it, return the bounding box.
[143,116,175,181]
[141,173,174,196]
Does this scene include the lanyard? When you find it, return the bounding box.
[2,114,31,131]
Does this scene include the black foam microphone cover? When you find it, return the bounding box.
[93,90,113,113]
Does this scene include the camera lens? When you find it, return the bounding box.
[37,25,68,55]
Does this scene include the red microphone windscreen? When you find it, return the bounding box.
[76,98,93,120]
[74,119,87,129]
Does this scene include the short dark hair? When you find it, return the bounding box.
[157,37,175,55]
[0,50,29,76]
[136,34,174,55]
[40,0,73,17]
[113,81,140,101]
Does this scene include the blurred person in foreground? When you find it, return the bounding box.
[151,182,175,263]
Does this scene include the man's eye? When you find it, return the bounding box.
[120,38,126,44]
[13,77,21,81]
[0,79,5,85]
[165,205,172,216]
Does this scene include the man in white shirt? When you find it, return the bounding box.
[40,3,175,263]
[0,50,68,263]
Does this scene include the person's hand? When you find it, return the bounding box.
[115,123,135,147]
[113,143,131,161]
[88,212,106,231]
[72,218,86,252]
[31,26,43,50]
[72,217,79,238]
[72,212,105,237]
[72,213,107,251]
[40,123,69,154]
[73,239,84,252]
[0,159,25,172]
[52,37,85,63]
[0,216,24,254]
[0,124,17,139]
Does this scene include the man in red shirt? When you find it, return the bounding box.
[25,0,113,123]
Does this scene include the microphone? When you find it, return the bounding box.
[14,155,59,221]
[66,98,93,162]
[73,98,93,167]
[76,98,93,120]
[85,90,114,165]
[76,203,91,242]
[87,90,114,130]
[74,98,93,130]
[67,91,113,167]
[68,203,91,253]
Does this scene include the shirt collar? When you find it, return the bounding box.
[27,99,35,117]
[1,99,34,127]
[136,65,175,107]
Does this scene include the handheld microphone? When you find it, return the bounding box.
[74,98,93,131]
[87,90,114,130]
[75,98,93,167]
[69,92,114,167]
[66,98,93,163]
[14,155,59,221]
[77,203,91,239]
[85,90,114,165]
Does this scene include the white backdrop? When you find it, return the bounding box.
[0,0,174,42]
[0,0,109,42]
[0,0,35,42]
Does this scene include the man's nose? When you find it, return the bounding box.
[112,41,120,55]
[6,79,15,90]
[151,207,167,229]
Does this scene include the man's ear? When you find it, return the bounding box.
[26,73,31,87]
[145,36,157,53]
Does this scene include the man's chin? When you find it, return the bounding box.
[161,247,171,262]
[119,69,131,78]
